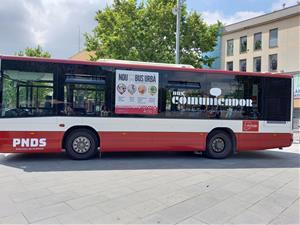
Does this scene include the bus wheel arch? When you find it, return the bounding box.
[205,128,236,159]
[62,126,100,160]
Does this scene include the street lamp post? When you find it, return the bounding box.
[175,0,181,64]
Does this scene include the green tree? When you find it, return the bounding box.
[85,0,221,68]
[17,45,51,58]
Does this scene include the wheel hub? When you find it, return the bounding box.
[72,136,91,154]
[212,138,225,153]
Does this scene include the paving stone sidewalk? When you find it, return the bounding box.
[0,144,299,225]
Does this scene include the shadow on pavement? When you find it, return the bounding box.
[0,147,299,172]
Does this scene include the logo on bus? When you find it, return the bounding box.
[171,88,253,107]
[13,138,47,150]
[242,120,259,132]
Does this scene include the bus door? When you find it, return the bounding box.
[64,74,106,116]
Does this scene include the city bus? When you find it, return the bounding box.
[0,55,293,159]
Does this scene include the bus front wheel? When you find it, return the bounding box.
[65,129,98,160]
[205,131,233,159]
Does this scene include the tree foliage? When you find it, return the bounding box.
[17,45,51,58]
[85,0,221,68]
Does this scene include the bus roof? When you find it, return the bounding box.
[97,59,195,68]
[0,55,293,79]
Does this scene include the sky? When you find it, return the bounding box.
[0,0,298,59]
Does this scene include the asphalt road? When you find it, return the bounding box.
[0,144,299,224]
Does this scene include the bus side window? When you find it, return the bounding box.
[165,87,205,119]
[1,70,54,117]
[63,72,106,117]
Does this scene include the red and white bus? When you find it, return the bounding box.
[0,56,293,159]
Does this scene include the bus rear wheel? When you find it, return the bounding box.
[65,129,98,160]
[205,131,233,159]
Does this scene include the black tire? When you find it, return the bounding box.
[65,129,99,160]
[205,131,233,159]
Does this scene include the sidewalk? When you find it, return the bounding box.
[0,144,299,224]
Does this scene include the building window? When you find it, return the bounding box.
[254,32,262,50]
[269,28,278,48]
[240,36,247,53]
[253,57,261,72]
[227,39,234,56]
[269,54,278,72]
[227,61,233,71]
[239,59,247,72]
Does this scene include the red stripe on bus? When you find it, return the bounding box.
[0,131,64,153]
[99,132,207,152]
[100,132,293,152]
[0,131,293,153]
[236,133,293,151]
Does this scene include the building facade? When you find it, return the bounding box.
[220,4,300,127]
[202,35,222,69]
[69,50,96,61]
